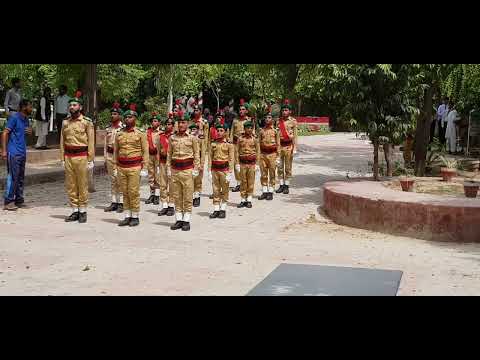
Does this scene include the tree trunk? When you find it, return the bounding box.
[414,86,435,176]
[167,64,174,112]
[383,143,393,177]
[285,64,299,99]
[373,140,379,181]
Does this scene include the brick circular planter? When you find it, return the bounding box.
[323,180,480,242]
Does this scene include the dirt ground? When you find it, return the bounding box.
[1,133,480,296]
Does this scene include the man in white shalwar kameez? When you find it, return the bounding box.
[445,105,459,154]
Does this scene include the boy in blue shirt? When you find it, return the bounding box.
[1,99,33,210]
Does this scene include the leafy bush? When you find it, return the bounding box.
[97,109,112,130]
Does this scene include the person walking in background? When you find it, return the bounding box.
[4,78,22,115]
[35,87,52,150]
[2,99,33,211]
[54,85,70,144]
[436,97,449,145]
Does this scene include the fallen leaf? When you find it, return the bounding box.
[82,266,90,272]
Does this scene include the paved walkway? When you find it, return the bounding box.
[1,133,480,296]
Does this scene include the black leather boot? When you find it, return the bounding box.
[153,196,160,205]
[166,207,175,216]
[78,212,87,223]
[116,203,124,213]
[237,202,246,208]
[129,218,140,227]
[283,185,290,194]
[170,221,184,230]
[145,194,155,204]
[267,192,274,201]
[182,222,191,231]
[209,211,220,219]
[232,185,241,192]
[65,212,80,222]
[218,210,226,219]
[276,185,285,194]
[246,202,253,209]
[193,197,200,207]
[258,193,268,200]
[104,203,118,212]
[118,218,131,227]
[158,208,168,216]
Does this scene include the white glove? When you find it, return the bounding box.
[225,172,232,183]
[276,158,281,166]
[113,169,117,177]
[61,161,65,169]
[235,164,241,172]
[156,166,160,173]
[293,149,298,156]
[167,168,172,177]
[140,169,148,177]
[87,161,94,170]
[192,169,199,177]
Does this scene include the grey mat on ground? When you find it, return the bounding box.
[247,263,403,296]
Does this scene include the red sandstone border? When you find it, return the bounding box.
[323,180,480,242]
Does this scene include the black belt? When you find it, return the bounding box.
[65,146,88,154]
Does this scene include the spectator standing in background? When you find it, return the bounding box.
[436,97,449,144]
[4,78,22,115]
[54,85,70,143]
[35,87,52,150]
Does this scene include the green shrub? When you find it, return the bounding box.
[97,109,112,130]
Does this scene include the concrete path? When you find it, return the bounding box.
[1,133,480,296]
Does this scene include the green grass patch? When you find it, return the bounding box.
[297,124,330,136]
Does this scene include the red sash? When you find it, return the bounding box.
[147,128,156,152]
[279,119,290,142]
[160,132,170,153]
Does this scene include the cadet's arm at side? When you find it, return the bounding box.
[193,136,200,171]
[141,132,149,168]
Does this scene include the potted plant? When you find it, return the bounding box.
[399,167,415,192]
[439,156,458,182]
[463,174,480,198]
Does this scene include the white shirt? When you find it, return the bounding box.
[55,94,70,115]
[437,104,449,122]
[4,88,22,111]
[40,97,46,120]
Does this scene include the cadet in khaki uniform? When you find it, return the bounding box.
[156,117,175,217]
[208,122,234,219]
[276,99,298,195]
[167,111,200,232]
[145,113,162,205]
[229,99,254,192]
[113,104,149,227]
[104,102,124,213]
[258,112,281,201]
[235,121,260,209]
[189,115,208,207]
[60,91,95,223]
